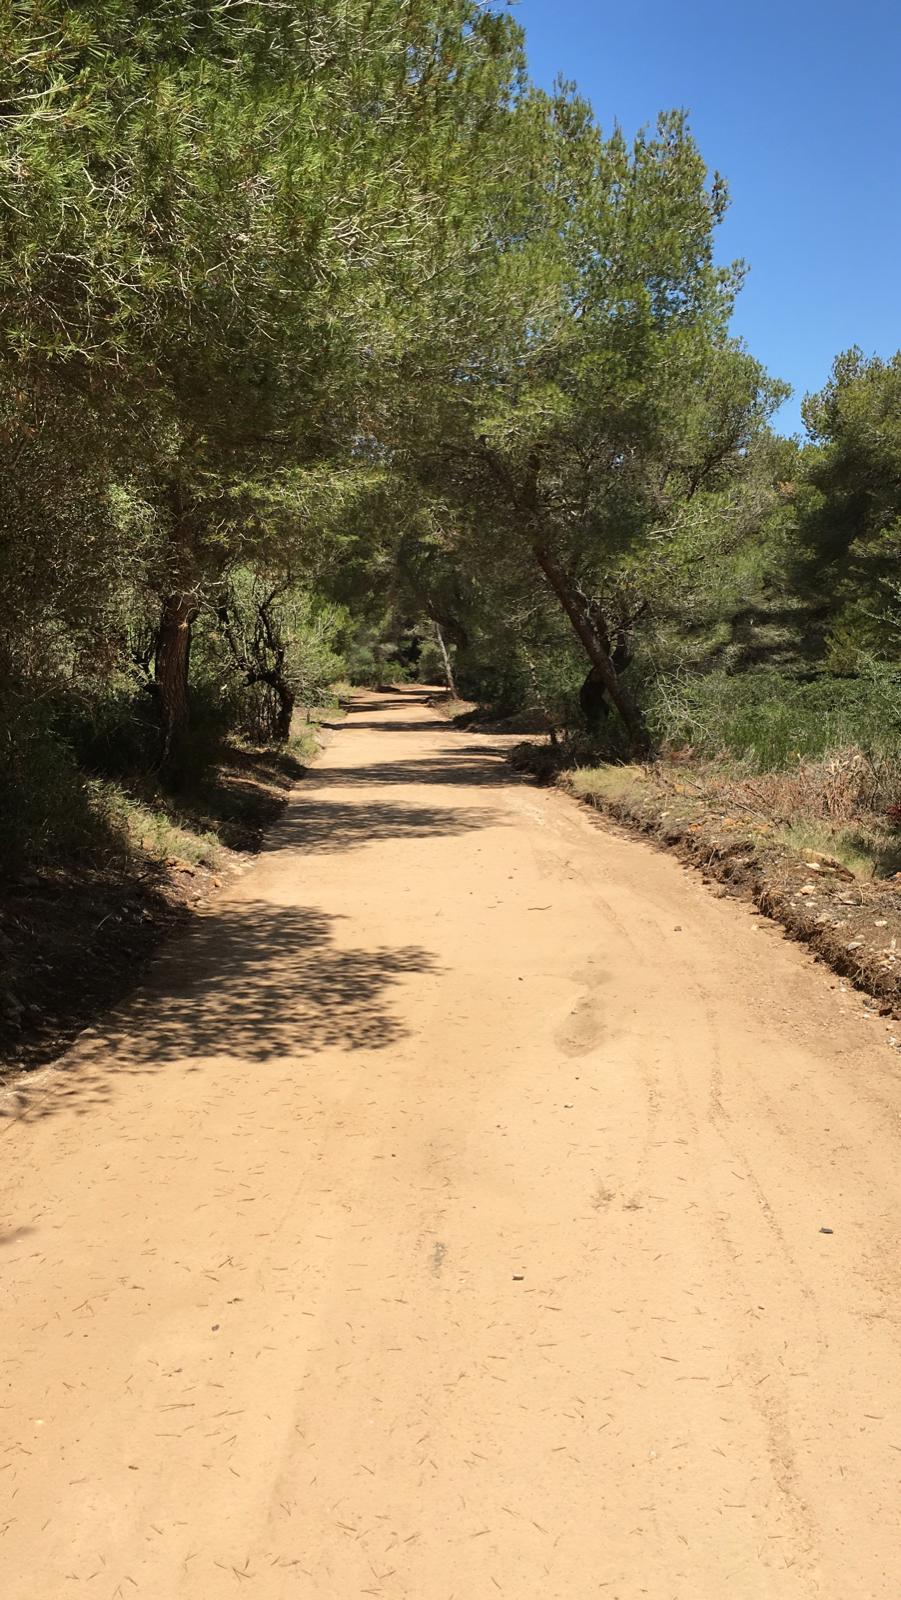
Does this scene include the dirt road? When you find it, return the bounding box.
[3,689,901,1598]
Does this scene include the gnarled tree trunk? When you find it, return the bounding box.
[532,543,650,754]
[216,584,295,744]
[474,443,649,753]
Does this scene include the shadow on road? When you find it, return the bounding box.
[0,900,438,1126]
[334,718,456,734]
[272,761,512,851]
[0,687,503,1126]
[298,751,515,793]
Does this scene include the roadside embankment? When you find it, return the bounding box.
[511,743,901,1019]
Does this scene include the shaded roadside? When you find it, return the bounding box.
[1,899,437,1129]
[0,744,310,1075]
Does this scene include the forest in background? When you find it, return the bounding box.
[3,0,901,903]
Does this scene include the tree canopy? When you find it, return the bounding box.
[1,0,898,873]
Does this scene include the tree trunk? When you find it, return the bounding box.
[155,592,197,765]
[579,666,610,734]
[433,621,457,695]
[272,678,295,743]
[532,544,650,753]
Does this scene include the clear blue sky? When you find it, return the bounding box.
[512,0,901,434]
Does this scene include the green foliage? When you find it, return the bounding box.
[209,571,348,739]
[382,84,788,746]
[795,350,901,667]
[647,667,901,771]
[0,692,112,872]
[0,0,528,867]
[3,0,900,880]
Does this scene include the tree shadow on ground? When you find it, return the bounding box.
[270,791,504,852]
[334,717,456,734]
[0,900,438,1127]
[303,748,516,792]
[1,702,504,1092]
[334,689,450,726]
[0,743,309,1073]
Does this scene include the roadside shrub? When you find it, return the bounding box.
[59,677,160,779]
[648,667,901,770]
[0,698,114,875]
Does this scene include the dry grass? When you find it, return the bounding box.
[694,747,891,825]
[564,766,649,805]
[676,748,901,882]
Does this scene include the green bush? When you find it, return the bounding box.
[648,667,901,770]
[0,697,115,874]
[58,678,160,779]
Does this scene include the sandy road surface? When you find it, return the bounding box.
[3,689,901,1599]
